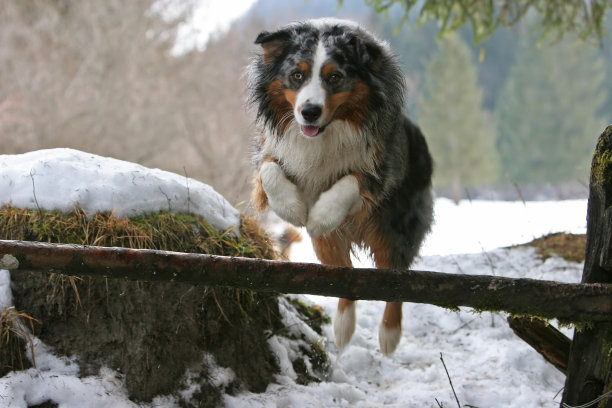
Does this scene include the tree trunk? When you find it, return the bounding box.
[0,239,610,324]
[562,126,612,408]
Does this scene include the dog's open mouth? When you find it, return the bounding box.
[301,125,324,137]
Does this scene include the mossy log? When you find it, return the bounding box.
[562,126,612,408]
[1,239,610,324]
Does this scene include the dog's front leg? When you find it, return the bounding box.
[307,174,362,238]
[260,161,308,226]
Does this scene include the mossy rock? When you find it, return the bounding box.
[0,206,328,405]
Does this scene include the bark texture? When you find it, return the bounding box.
[562,126,612,408]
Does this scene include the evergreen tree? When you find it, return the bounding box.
[371,13,439,118]
[462,26,520,112]
[600,13,612,120]
[416,33,500,202]
[495,27,608,185]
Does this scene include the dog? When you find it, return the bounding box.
[247,18,433,355]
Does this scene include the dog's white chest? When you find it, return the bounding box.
[263,121,375,206]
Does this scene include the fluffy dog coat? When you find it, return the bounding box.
[248,18,433,355]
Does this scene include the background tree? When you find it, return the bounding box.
[600,14,612,119]
[1,0,610,204]
[371,16,439,118]
[463,27,520,112]
[416,33,500,202]
[0,0,254,205]
[494,23,608,185]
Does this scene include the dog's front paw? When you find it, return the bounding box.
[269,194,308,227]
[260,161,307,226]
[306,175,361,237]
[307,199,346,237]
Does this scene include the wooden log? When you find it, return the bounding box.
[562,125,612,408]
[507,316,571,374]
[0,239,610,324]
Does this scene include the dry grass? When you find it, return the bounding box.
[518,233,587,263]
[0,204,278,259]
[0,205,280,371]
[0,206,281,315]
[0,306,40,374]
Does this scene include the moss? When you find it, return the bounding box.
[280,298,331,382]
[286,297,331,335]
[0,205,279,260]
[590,125,612,188]
[470,297,578,327]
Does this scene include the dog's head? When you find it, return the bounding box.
[249,19,398,139]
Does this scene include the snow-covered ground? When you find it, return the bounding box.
[0,149,240,233]
[0,149,588,407]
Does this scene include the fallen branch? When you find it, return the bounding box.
[507,316,571,373]
[0,239,610,324]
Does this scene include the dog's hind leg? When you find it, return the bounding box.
[364,231,404,355]
[334,298,356,351]
[380,301,402,355]
[311,235,356,351]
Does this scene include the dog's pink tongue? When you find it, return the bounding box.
[301,125,320,137]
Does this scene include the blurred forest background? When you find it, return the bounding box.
[1,0,611,206]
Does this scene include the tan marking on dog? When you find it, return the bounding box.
[251,157,278,213]
[337,298,355,314]
[251,174,268,212]
[322,62,337,77]
[311,234,352,267]
[283,89,298,108]
[381,302,402,329]
[312,233,356,319]
[298,61,310,73]
[362,221,394,272]
[333,79,370,129]
[267,79,295,134]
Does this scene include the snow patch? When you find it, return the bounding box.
[0,148,240,234]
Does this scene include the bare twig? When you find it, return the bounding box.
[440,353,461,408]
[183,166,191,215]
[29,169,42,216]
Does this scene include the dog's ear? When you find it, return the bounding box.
[347,32,383,67]
[255,30,291,64]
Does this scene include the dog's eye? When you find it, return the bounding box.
[328,72,344,85]
[291,71,304,82]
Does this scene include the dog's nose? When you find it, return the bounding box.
[301,104,322,123]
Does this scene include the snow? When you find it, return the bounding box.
[226,246,582,408]
[0,148,240,234]
[0,149,589,407]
